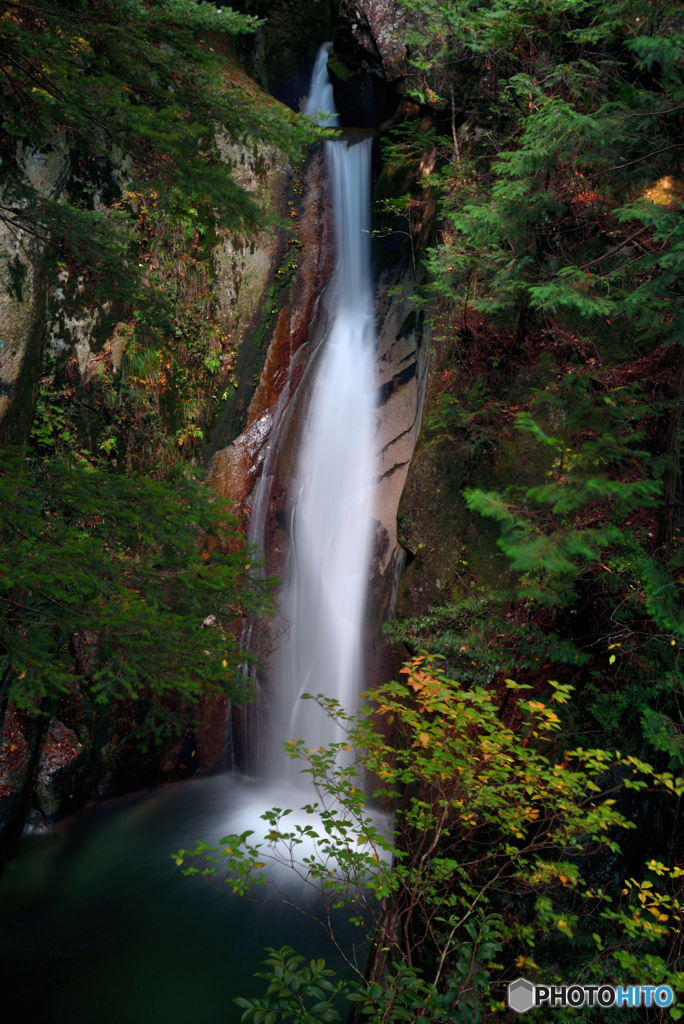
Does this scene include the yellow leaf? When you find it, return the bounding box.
[516,956,540,971]
[418,732,430,748]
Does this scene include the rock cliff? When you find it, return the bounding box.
[0,1,439,848]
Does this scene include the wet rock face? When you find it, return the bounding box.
[207,144,336,529]
[208,408,275,513]
[207,144,335,462]
[368,270,429,637]
[207,95,440,709]
[208,217,431,711]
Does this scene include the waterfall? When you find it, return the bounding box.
[270,47,376,768]
[232,45,376,779]
[303,42,340,127]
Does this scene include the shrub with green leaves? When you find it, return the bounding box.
[177,657,684,1020]
[463,377,664,606]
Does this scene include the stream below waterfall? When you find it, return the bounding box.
[1,45,379,1021]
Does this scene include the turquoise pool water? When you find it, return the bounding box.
[0,775,360,1023]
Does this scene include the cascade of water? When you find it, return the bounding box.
[270,48,376,770]
[303,42,340,127]
[220,44,379,886]
[228,51,339,770]
[232,45,375,779]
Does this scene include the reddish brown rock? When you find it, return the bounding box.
[208,145,335,535]
[247,306,293,426]
[208,410,274,516]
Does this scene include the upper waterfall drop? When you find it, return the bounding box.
[303,42,340,127]
[270,45,376,768]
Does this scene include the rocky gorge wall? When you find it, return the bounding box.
[0,149,331,850]
[0,49,327,850]
[0,6,440,852]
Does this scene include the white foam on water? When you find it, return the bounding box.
[223,780,389,901]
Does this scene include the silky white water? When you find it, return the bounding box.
[272,49,376,768]
[303,41,340,127]
[228,47,381,899]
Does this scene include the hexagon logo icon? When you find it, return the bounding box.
[508,977,535,1014]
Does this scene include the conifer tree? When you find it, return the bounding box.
[387,0,684,765]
